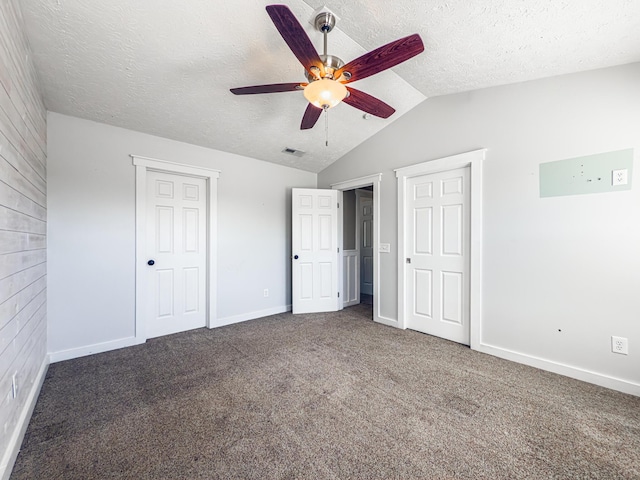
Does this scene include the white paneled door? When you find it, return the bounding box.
[146,171,207,338]
[405,167,470,345]
[292,188,339,314]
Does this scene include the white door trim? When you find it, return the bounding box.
[131,154,220,341]
[395,149,485,349]
[330,173,392,326]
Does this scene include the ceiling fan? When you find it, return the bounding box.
[230,4,424,131]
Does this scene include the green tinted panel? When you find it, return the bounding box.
[540,149,633,198]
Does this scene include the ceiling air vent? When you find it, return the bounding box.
[282,147,305,157]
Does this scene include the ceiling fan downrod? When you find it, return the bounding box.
[311,11,344,81]
[314,11,336,56]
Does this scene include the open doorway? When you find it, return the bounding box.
[330,174,382,322]
[342,187,373,313]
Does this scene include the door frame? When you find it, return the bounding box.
[395,149,485,349]
[132,154,220,342]
[331,173,393,326]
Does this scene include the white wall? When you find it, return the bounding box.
[0,1,49,477]
[318,63,640,395]
[47,112,316,359]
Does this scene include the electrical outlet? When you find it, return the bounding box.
[263,289,269,298]
[611,336,628,355]
[612,169,628,186]
[11,373,18,399]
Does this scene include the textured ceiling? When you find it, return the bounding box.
[18,0,640,172]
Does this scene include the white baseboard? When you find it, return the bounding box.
[213,305,292,328]
[0,357,49,480]
[49,306,296,361]
[375,315,399,328]
[49,336,142,363]
[343,300,360,308]
[476,342,640,397]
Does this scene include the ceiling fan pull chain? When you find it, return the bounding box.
[325,106,329,147]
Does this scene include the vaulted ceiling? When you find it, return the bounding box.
[18,0,640,172]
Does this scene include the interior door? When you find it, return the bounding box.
[292,188,339,314]
[146,170,207,338]
[359,192,374,296]
[405,167,470,345]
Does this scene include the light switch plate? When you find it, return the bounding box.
[379,243,390,253]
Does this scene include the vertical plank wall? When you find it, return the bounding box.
[0,0,48,477]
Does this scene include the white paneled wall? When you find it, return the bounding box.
[0,1,48,477]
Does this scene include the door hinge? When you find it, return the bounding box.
[338,292,340,298]
[337,203,340,208]
[337,247,340,253]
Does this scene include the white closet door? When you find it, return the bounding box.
[146,171,207,338]
[405,167,470,345]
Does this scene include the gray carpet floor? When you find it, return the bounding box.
[11,304,640,479]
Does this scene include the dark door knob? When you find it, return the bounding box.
[147,260,155,266]
[293,255,299,260]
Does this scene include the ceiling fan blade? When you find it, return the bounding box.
[266,5,324,76]
[300,103,323,130]
[343,88,395,118]
[230,83,306,95]
[336,34,424,83]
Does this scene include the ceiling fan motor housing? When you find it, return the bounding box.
[306,54,345,81]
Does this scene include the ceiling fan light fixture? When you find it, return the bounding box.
[303,78,347,109]
[231,5,424,131]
